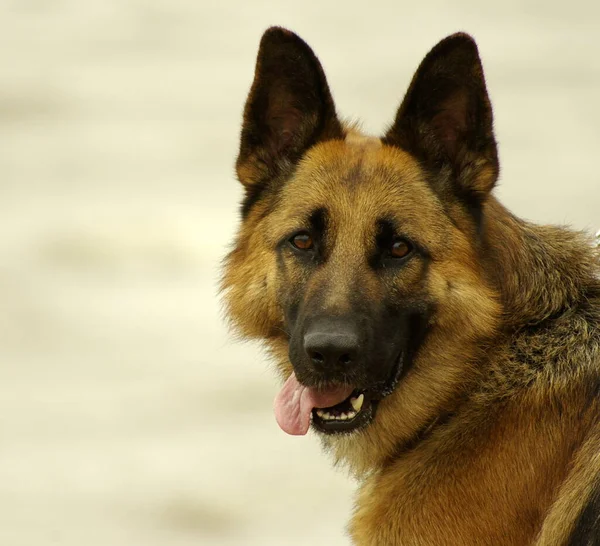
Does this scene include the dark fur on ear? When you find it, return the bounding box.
[383,33,499,202]
[236,27,342,191]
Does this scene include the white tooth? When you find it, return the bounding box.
[316,409,324,417]
[351,394,364,412]
[340,413,348,420]
[322,412,332,420]
[347,411,356,419]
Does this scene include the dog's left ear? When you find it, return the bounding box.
[384,33,498,201]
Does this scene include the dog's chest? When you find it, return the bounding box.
[347,406,574,546]
[349,463,542,545]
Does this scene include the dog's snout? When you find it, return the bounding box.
[303,318,361,369]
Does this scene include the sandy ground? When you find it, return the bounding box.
[1,1,599,545]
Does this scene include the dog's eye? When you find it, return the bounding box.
[290,232,314,251]
[390,239,412,259]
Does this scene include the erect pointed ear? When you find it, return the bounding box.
[384,33,498,201]
[236,27,343,188]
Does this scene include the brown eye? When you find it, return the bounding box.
[290,232,314,251]
[390,239,411,259]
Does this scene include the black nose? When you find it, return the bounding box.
[303,317,361,369]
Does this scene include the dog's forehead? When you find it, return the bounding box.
[280,139,444,224]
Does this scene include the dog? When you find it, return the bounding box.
[221,27,600,545]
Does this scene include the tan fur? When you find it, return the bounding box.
[352,400,578,544]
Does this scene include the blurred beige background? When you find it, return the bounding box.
[1,1,599,545]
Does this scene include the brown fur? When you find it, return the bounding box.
[222,27,600,545]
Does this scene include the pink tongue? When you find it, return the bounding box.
[273,373,354,435]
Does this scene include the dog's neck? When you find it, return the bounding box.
[483,197,598,328]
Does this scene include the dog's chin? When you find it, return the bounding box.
[311,353,405,435]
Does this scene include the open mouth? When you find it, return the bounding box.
[273,353,405,436]
[311,390,377,433]
[310,352,404,435]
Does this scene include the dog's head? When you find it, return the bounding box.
[223,28,501,472]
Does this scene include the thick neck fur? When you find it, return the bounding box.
[482,197,599,329]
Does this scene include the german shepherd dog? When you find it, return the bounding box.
[222,27,600,545]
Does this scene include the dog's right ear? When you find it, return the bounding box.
[236,27,342,189]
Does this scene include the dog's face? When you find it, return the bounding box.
[223,27,502,470]
[267,142,453,434]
